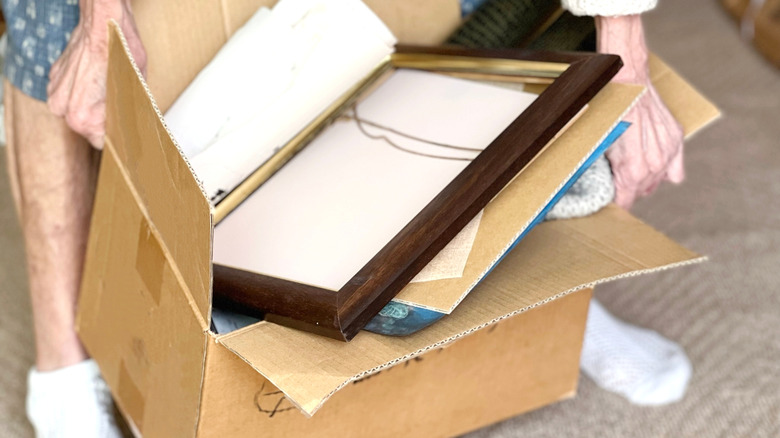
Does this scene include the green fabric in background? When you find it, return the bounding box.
[448,0,596,51]
[529,11,596,52]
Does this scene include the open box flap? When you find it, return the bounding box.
[105,23,214,326]
[217,205,704,416]
[648,54,722,139]
[77,145,210,437]
[389,81,643,313]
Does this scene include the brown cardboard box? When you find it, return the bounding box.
[75,2,719,437]
[722,0,780,68]
[197,288,594,438]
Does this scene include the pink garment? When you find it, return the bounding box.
[597,15,684,208]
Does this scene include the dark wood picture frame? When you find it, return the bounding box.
[212,46,622,341]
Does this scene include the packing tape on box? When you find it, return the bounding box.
[118,360,146,431]
[135,219,165,306]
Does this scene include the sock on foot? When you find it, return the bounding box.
[26,359,122,438]
[580,299,693,406]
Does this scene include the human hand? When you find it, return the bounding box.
[47,0,147,149]
[596,15,684,209]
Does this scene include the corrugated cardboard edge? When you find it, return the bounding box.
[357,260,709,410]
[109,20,212,207]
[219,256,704,417]
[394,89,646,314]
[108,20,216,322]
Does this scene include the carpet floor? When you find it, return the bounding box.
[1,0,778,436]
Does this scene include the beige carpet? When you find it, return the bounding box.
[0,133,34,435]
[465,0,780,437]
[1,0,779,436]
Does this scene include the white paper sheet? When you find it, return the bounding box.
[164,0,397,202]
[213,69,537,290]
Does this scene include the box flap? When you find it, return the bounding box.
[77,148,208,438]
[389,81,641,313]
[104,23,213,325]
[649,53,721,138]
[217,204,703,416]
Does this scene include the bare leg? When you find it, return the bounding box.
[4,80,99,372]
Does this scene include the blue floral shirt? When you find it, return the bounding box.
[2,0,80,101]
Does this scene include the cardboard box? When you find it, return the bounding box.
[197,288,594,438]
[75,2,719,437]
[722,0,780,68]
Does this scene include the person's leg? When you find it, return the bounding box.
[4,79,97,372]
[5,80,120,437]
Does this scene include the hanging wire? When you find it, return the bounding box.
[343,104,483,162]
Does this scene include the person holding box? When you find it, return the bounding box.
[1,0,688,435]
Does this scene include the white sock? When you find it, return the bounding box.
[580,299,692,406]
[26,359,122,438]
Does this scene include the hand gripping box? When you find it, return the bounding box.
[76,1,719,437]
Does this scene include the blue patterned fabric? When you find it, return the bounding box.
[1,0,80,101]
